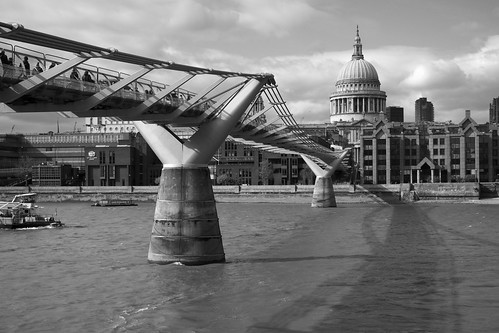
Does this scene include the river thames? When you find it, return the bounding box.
[1,200,499,332]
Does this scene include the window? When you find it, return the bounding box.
[243,147,253,157]
[109,165,116,179]
[99,151,106,164]
[224,141,237,157]
[109,151,115,164]
[100,165,106,179]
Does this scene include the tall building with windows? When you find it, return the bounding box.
[329,27,387,124]
[415,97,434,123]
[385,106,404,122]
[489,96,499,125]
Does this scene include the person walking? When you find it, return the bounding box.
[23,56,31,76]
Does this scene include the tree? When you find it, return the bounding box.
[299,165,315,185]
[217,173,238,185]
[258,161,274,185]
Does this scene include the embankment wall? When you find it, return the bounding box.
[0,182,490,203]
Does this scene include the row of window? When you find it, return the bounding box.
[98,151,116,164]
[24,133,129,144]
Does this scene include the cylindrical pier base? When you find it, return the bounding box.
[148,166,225,265]
[311,177,337,208]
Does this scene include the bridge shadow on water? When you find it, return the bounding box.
[247,201,462,333]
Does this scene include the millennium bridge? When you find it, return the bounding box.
[0,21,349,265]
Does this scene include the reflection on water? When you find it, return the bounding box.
[0,202,498,332]
[322,204,461,332]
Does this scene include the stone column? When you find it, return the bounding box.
[301,150,350,208]
[149,165,224,265]
[311,177,336,208]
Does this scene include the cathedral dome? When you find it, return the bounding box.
[336,58,379,85]
[329,26,387,124]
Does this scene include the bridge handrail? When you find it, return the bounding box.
[0,38,203,107]
[0,22,268,79]
[0,41,214,111]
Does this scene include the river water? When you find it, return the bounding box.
[1,200,499,332]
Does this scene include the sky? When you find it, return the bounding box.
[1,0,499,134]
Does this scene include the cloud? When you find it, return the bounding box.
[267,34,499,124]
[451,21,481,34]
[235,0,317,37]
[2,1,499,131]
[166,0,238,32]
[402,60,467,90]
[457,35,499,80]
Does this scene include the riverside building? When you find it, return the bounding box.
[0,132,161,186]
[359,110,499,184]
[415,97,435,123]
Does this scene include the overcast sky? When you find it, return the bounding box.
[2,0,499,133]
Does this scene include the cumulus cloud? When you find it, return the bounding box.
[457,35,499,80]
[402,60,467,90]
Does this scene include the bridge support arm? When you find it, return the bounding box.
[301,150,351,208]
[135,78,267,264]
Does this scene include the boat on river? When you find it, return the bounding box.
[92,199,137,207]
[0,193,63,229]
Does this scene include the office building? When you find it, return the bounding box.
[489,97,499,125]
[385,106,404,122]
[415,97,434,123]
[359,110,499,184]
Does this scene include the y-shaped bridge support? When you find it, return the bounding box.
[135,78,266,265]
[301,150,350,208]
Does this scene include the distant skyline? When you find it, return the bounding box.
[1,0,499,133]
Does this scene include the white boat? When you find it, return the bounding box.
[92,199,137,207]
[0,193,63,229]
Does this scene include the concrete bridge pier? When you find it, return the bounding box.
[150,164,224,265]
[301,149,351,208]
[134,78,266,265]
[311,176,336,208]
